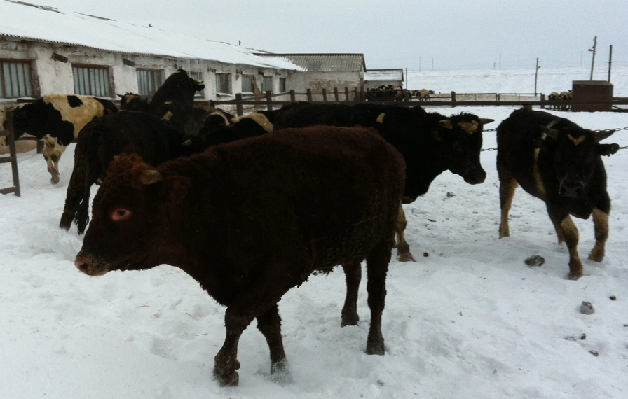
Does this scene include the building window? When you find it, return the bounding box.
[279,78,287,93]
[137,69,163,96]
[241,75,254,94]
[216,73,231,94]
[262,76,273,94]
[189,71,204,98]
[73,65,110,97]
[0,60,33,99]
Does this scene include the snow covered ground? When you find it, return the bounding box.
[1,69,628,398]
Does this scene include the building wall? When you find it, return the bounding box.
[0,39,292,102]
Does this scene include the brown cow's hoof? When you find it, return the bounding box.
[366,341,385,356]
[341,310,359,327]
[398,252,416,262]
[59,213,72,230]
[588,248,604,262]
[213,369,239,387]
[567,272,582,281]
[50,176,60,184]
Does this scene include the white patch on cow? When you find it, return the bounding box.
[162,111,174,121]
[42,94,107,137]
[376,113,385,124]
[567,134,586,146]
[164,101,172,105]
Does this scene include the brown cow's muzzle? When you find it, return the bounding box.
[75,252,109,276]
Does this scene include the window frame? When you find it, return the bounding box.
[72,64,112,97]
[216,73,231,95]
[0,59,34,99]
[262,76,273,94]
[136,69,164,97]
[279,77,287,93]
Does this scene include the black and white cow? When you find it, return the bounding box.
[12,94,118,183]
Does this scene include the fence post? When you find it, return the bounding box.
[404,90,410,101]
[333,87,340,102]
[265,91,273,111]
[345,87,350,101]
[306,89,312,102]
[451,91,457,107]
[353,87,359,101]
[289,90,296,103]
[322,88,328,102]
[540,93,545,109]
[235,93,244,116]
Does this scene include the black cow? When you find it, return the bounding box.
[181,112,272,156]
[497,108,619,280]
[11,94,117,183]
[273,102,494,261]
[148,69,205,135]
[59,112,184,234]
[117,93,149,112]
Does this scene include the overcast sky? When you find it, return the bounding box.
[29,0,628,71]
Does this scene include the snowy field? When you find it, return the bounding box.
[1,69,628,399]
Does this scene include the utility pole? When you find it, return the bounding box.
[534,58,540,96]
[608,44,613,82]
[589,36,597,80]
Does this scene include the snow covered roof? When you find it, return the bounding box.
[365,69,404,81]
[0,0,303,71]
[255,53,366,73]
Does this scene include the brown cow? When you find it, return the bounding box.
[74,126,406,386]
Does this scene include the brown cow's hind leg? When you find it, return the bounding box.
[498,166,518,238]
[365,237,392,355]
[341,262,361,326]
[257,304,291,382]
[213,310,253,386]
[589,208,608,262]
[395,204,415,262]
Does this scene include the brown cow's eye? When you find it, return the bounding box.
[111,209,132,221]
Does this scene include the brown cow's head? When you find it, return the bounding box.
[437,113,494,185]
[538,126,619,198]
[75,154,190,276]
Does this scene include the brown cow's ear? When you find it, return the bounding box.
[138,170,162,186]
[439,119,453,129]
[597,143,620,156]
[479,118,494,125]
[161,176,191,203]
[593,129,617,142]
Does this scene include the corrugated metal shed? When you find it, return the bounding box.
[255,53,366,73]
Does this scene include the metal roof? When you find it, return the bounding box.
[254,53,366,73]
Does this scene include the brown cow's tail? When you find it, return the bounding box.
[60,139,91,232]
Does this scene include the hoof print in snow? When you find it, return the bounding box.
[609,295,617,301]
[445,192,455,198]
[589,350,600,357]
[580,301,594,315]
[525,255,545,267]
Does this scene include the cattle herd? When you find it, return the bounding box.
[4,70,619,386]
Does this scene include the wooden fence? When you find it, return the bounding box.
[210,88,628,116]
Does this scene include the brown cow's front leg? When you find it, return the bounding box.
[341,262,361,326]
[589,208,609,262]
[365,237,392,356]
[256,304,291,382]
[395,204,415,262]
[558,215,583,280]
[213,310,253,386]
